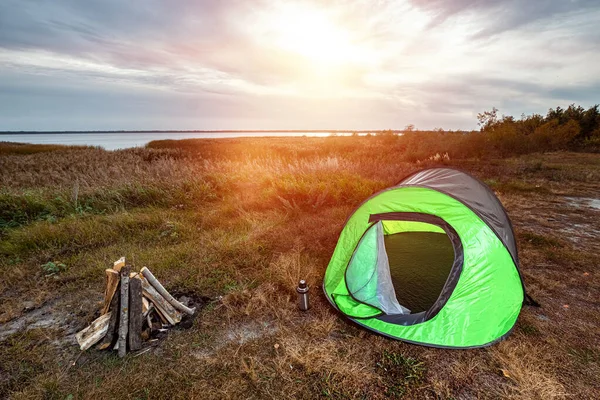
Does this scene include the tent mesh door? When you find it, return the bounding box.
[384,232,455,313]
[346,222,410,315]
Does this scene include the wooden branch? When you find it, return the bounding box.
[76,313,111,351]
[140,276,182,325]
[151,303,169,325]
[146,310,162,332]
[142,297,153,317]
[113,257,126,272]
[117,265,131,357]
[128,275,143,352]
[100,269,120,315]
[146,313,153,330]
[97,282,120,350]
[140,267,196,315]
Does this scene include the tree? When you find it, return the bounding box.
[477,107,498,131]
[580,105,600,139]
[404,124,415,132]
[546,106,563,122]
[532,119,579,150]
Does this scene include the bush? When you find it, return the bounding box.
[532,119,580,151]
[470,103,597,157]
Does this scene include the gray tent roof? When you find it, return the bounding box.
[398,168,518,265]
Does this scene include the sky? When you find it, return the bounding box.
[0,0,599,131]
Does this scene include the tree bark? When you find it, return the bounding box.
[140,276,182,325]
[128,275,143,351]
[76,313,112,351]
[140,267,196,315]
[97,282,120,350]
[117,265,131,357]
[100,269,120,315]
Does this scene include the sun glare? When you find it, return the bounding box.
[264,4,362,66]
[248,2,441,95]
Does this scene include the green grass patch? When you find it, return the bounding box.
[0,207,273,300]
[0,181,216,232]
[377,350,426,398]
[40,261,67,275]
[0,211,169,260]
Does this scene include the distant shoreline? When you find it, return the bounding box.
[0,130,401,150]
[0,130,399,135]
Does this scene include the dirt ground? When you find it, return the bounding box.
[0,140,598,399]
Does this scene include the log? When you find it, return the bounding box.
[146,313,153,330]
[76,313,112,351]
[100,269,120,315]
[128,275,143,351]
[117,265,131,357]
[142,297,152,317]
[140,267,196,315]
[113,257,126,272]
[149,311,164,331]
[96,282,120,350]
[151,303,169,325]
[140,276,182,325]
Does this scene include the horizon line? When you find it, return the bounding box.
[0,128,471,134]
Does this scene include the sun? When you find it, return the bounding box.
[263,4,361,66]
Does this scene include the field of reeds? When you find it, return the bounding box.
[0,135,599,399]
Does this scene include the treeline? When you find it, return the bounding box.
[393,104,600,160]
[477,104,600,153]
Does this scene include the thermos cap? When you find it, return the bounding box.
[297,280,309,293]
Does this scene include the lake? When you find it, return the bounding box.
[0,131,349,150]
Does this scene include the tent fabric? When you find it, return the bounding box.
[400,168,518,264]
[323,168,526,348]
[346,221,410,315]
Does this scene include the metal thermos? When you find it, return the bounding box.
[297,280,310,311]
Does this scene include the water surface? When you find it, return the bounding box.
[0,131,343,150]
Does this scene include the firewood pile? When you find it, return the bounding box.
[75,257,196,357]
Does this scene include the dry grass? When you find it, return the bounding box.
[0,138,599,399]
[489,340,567,399]
[0,141,94,155]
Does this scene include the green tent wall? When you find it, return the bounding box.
[323,168,527,348]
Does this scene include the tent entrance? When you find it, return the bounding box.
[384,231,455,313]
[376,215,458,315]
[343,212,461,318]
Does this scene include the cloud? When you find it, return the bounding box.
[410,0,600,37]
[0,0,599,130]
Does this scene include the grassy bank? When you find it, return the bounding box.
[0,137,599,399]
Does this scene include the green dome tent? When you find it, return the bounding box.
[323,168,529,348]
